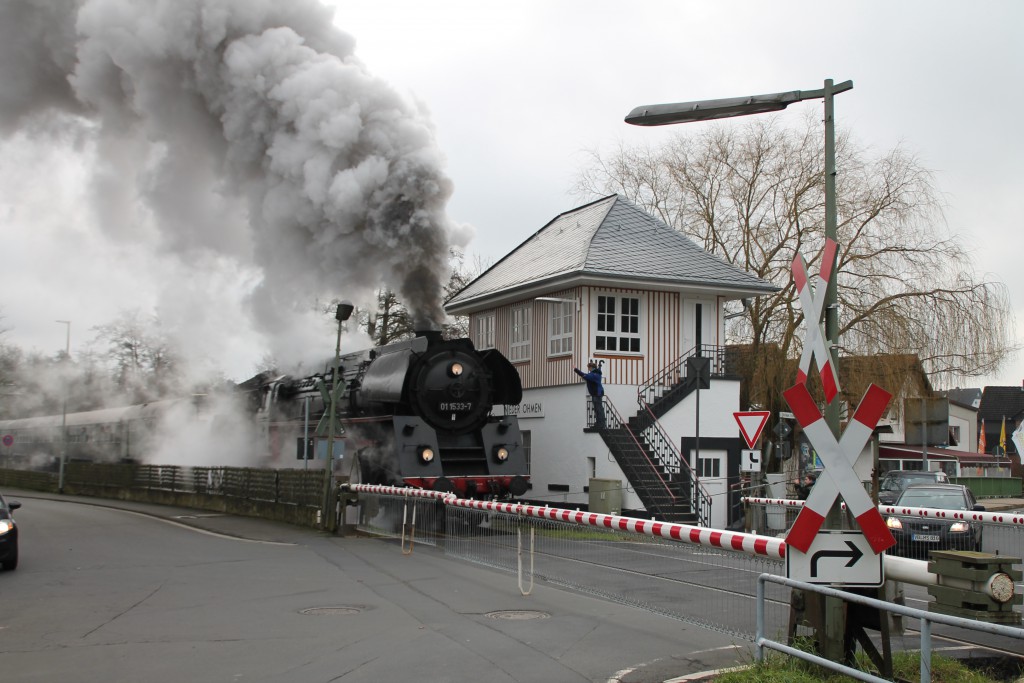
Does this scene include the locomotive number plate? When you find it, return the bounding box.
[440,402,473,411]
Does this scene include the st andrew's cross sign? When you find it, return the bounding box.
[792,238,841,403]
[783,381,896,555]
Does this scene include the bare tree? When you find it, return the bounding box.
[90,309,182,402]
[576,114,1015,403]
[442,248,488,340]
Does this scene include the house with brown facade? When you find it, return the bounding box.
[445,195,776,527]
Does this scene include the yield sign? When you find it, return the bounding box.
[733,411,771,449]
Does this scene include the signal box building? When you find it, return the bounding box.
[445,195,776,528]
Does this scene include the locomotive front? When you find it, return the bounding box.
[352,333,528,498]
[407,339,507,433]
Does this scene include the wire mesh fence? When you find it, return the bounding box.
[355,490,790,640]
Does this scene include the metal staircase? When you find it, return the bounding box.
[587,346,725,526]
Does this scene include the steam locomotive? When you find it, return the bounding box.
[0,332,529,500]
[249,331,530,499]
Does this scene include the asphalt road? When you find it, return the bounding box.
[0,495,753,683]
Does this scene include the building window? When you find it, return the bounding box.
[596,295,641,353]
[587,456,596,479]
[698,457,720,478]
[510,305,531,362]
[475,313,495,350]
[548,301,574,356]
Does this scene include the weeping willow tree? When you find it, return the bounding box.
[576,113,1015,411]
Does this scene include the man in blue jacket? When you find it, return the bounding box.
[574,361,606,430]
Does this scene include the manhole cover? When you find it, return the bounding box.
[485,610,550,621]
[300,606,364,616]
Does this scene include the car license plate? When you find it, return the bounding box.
[913,534,940,542]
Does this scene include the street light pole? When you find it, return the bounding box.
[55,320,71,494]
[626,81,853,660]
[626,79,852,436]
[321,301,354,532]
[821,80,842,438]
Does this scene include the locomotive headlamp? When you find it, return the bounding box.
[448,362,464,377]
[493,446,509,462]
[419,446,435,463]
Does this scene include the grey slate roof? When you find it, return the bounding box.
[979,386,1024,423]
[446,195,777,310]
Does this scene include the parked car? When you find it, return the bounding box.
[0,492,20,571]
[877,469,949,505]
[885,484,984,559]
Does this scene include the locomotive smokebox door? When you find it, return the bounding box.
[481,417,526,475]
[393,416,444,478]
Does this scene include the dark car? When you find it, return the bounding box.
[884,484,984,559]
[877,469,949,505]
[0,492,20,571]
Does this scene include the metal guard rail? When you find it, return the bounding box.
[756,574,1024,683]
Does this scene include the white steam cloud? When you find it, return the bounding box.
[0,0,470,375]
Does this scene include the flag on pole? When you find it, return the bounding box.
[1012,420,1024,457]
[978,419,986,453]
[999,416,1007,456]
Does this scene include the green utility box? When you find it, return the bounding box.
[927,550,1022,624]
[589,478,622,516]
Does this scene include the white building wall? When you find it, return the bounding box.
[510,384,639,510]
[656,379,740,438]
[510,378,741,524]
[947,403,976,452]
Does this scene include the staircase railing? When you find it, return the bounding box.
[588,397,677,506]
[638,402,711,527]
[637,344,728,407]
[633,344,725,528]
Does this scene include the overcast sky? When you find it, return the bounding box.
[1,0,1021,389]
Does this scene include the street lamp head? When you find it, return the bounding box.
[624,81,852,127]
[626,94,794,126]
[335,300,354,322]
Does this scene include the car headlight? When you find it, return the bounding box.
[949,522,970,533]
[0,519,13,535]
[885,517,903,530]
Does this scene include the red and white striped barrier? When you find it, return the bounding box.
[349,484,786,560]
[742,497,1024,528]
[350,485,1021,593]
